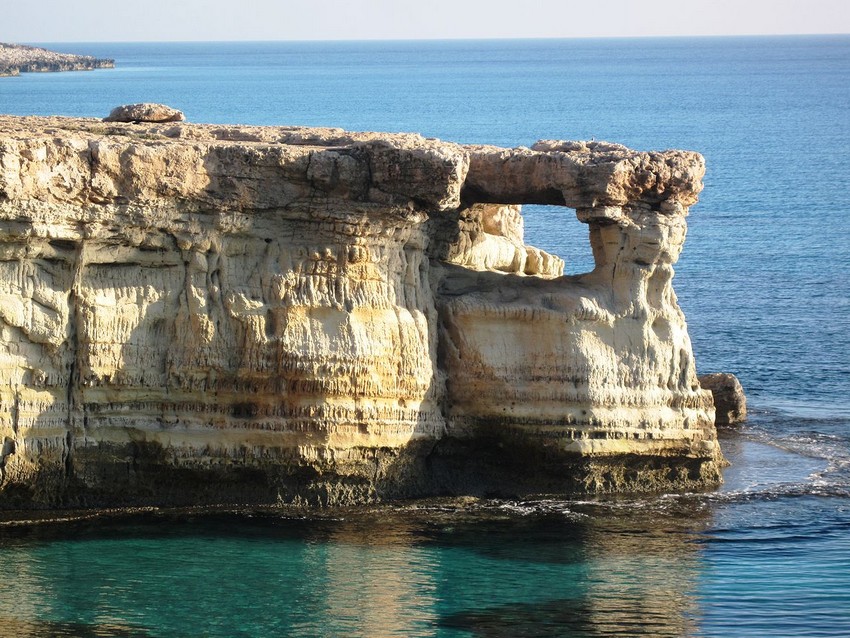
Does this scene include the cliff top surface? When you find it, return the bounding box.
[0,43,114,76]
[0,114,705,211]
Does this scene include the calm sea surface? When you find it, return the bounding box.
[1,37,849,636]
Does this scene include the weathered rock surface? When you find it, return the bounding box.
[699,373,747,425]
[0,43,114,77]
[104,104,185,124]
[0,115,724,507]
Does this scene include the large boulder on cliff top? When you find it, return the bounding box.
[104,103,185,123]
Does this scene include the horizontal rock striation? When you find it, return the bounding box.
[0,43,114,77]
[0,115,723,507]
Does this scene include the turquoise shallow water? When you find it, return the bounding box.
[1,447,849,638]
[1,36,849,636]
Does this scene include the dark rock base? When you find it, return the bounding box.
[0,437,725,510]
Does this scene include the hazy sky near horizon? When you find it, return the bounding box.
[4,0,849,42]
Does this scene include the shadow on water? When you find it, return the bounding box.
[438,597,689,638]
[439,598,601,638]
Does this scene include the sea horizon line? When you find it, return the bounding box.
[19,32,850,47]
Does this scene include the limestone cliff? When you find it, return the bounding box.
[0,115,722,507]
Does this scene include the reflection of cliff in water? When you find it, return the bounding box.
[0,500,711,636]
[431,502,709,637]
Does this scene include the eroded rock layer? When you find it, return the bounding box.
[0,115,722,507]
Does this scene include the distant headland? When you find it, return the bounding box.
[0,43,114,77]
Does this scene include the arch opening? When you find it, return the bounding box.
[520,205,595,276]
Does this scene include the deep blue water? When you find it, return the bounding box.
[1,37,849,636]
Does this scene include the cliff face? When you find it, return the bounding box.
[0,116,722,507]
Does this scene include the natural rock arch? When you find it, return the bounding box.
[0,114,721,506]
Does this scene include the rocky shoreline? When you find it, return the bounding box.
[0,43,113,77]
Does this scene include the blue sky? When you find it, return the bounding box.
[4,0,849,42]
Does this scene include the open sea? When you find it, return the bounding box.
[1,37,849,636]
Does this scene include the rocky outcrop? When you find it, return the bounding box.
[699,373,747,425]
[0,43,114,77]
[104,104,185,124]
[0,115,724,508]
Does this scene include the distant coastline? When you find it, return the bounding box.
[0,42,113,77]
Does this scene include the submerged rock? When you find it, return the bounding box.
[0,115,724,508]
[104,103,185,123]
[699,373,747,425]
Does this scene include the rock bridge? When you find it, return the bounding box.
[0,114,721,506]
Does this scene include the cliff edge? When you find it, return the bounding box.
[0,115,723,507]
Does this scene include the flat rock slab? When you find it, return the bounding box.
[104,103,185,123]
